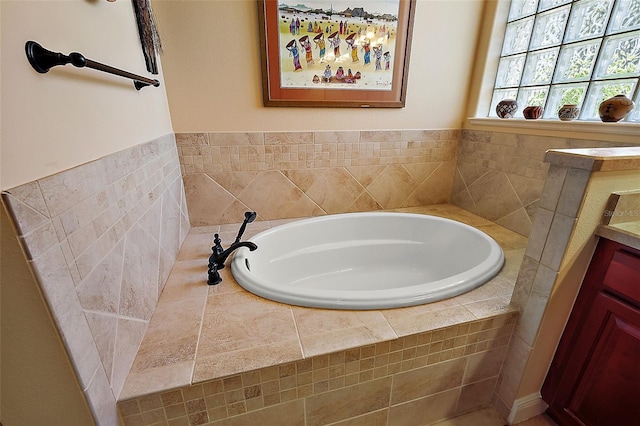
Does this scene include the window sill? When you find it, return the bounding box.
[467,117,640,137]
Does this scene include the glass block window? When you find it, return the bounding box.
[490,0,640,122]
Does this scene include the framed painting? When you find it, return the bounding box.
[258,0,416,107]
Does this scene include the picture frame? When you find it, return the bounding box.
[258,0,416,108]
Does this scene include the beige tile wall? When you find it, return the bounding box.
[452,130,636,237]
[176,130,459,226]
[1,134,190,424]
[178,129,634,234]
[119,313,516,426]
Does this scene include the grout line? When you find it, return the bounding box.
[291,307,306,358]
[191,287,210,384]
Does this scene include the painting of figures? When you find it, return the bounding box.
[258,0,415,107]
[278,1,400,91]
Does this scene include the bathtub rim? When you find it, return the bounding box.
[231,212,505,310]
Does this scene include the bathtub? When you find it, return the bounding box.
[230,212,504,310]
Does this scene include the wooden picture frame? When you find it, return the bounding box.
[258,0,415,108]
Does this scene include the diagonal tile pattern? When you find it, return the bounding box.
[304,168,367,214]
[177,130,461,226]
[238,171,322,220]
[451,130,637,237]
[367,164,418,209]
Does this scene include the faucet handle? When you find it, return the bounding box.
[213,233,223,254]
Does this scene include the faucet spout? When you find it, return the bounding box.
[213,241,258,267]
[208,239,257,285]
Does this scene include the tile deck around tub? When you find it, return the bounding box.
[120,204,527,401]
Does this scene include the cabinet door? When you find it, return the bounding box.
[542,241,620,398]
[547,291,640,426]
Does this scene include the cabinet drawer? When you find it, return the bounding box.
[603,249,640,306]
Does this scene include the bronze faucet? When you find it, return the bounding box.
[207,212,258,285]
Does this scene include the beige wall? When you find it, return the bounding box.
[154,0,485,132]
[1,0,173,190]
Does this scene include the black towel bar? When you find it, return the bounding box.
[25,41,160,90]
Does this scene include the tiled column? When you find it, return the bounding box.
[494,162,590,421]
[494,147,640,424]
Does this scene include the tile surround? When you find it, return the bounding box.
[177,130,459,226]
[118,204,527,426]
[179,128,635,234]
[1,134,190,425]
[179,127,624,234]
[121,317,517,426]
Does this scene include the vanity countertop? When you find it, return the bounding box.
[598,222,640,252]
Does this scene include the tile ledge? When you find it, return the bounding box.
[467,117,640,137]
[543,147,640,171]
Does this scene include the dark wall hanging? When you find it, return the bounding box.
[131,0,163,75]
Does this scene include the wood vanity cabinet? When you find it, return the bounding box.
[542,237,640,426]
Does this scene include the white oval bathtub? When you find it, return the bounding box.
[230,212,504,310]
